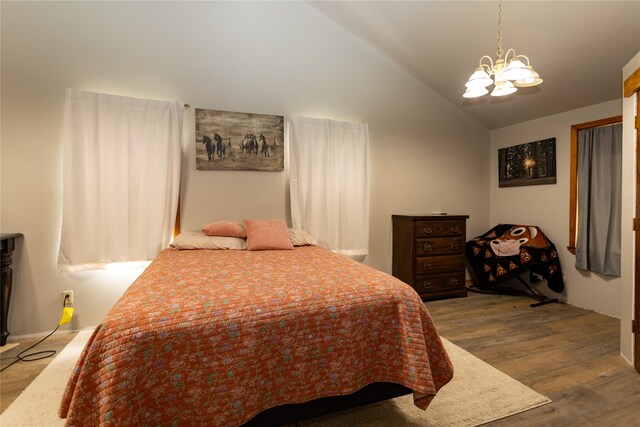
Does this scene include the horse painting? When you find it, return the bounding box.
[259,134,269,157]
[213,133,226,158]
[241,134,259,156]
[202,135,214,161]
[195,108,284,171]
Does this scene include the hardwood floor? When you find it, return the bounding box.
[425,291,640,425]
[1,292,639,425]
[0,332,76,413]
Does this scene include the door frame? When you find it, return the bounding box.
[624,66,640,373]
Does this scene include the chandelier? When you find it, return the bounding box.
[463,0,543,98]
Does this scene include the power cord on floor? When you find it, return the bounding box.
[0,295,72,373]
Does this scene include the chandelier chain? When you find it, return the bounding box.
[496,0,504,59]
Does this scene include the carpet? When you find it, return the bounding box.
[1,331,550,427]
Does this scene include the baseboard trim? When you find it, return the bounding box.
[5,327,95,343]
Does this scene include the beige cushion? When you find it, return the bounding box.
[288,228,318,246]
[169,231,247,250]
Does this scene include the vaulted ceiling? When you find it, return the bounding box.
[309,1,640,129]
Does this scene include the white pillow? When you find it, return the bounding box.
[170,231,247,250]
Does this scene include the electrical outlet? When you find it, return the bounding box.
[62,290,74,305]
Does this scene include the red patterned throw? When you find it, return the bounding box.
[59,246,453,426]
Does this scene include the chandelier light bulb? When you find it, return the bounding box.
[491,80,517,97]
[463,86,490,98]
[465,67,493,88]
[501,58,533,81]
[514,67,543,87]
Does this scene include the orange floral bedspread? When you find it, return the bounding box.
[59,246,453,426]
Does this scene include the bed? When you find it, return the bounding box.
[59,232,453,426]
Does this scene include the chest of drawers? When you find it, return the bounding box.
[392,215,469,300]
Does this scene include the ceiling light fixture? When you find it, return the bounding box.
[463,0,543,99]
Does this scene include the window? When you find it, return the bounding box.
[569,116,622,253]
[289,116,370,258]
[58,89,183,271]
[569,116,622,275]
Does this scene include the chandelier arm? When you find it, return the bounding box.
[515,54,531,66]
[504,48,517,63]
[478,55,495,74]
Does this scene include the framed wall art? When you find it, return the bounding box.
[195,108,284,171]
[498,137,556,187]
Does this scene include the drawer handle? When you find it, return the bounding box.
[423,281,432,290]
[450,226,460,233]
[423,263,432,271]
[423,243,432,252]
[449,278,459,286]
[423,227,433,234]
[451,242,460,250]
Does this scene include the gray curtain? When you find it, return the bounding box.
[575,123,622,276]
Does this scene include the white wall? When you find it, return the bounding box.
[621,51,639,365]
[490,100,623,316]
[0,2,489,338]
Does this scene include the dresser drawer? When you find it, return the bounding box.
[415,254,464,275]
[415,220,465,238]
[414,273,465,293]
[415,237,465,255]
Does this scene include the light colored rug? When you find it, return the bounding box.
[302,339,551,426]
[1,331,550,427]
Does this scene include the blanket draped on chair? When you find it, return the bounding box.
[465,224,564,293]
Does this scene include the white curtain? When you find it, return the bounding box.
[575,123,622,276]
[289,116,370,257]
[58,89,183,272]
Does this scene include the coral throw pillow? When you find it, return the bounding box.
[244,219,294,251]
[202,221,247,238]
